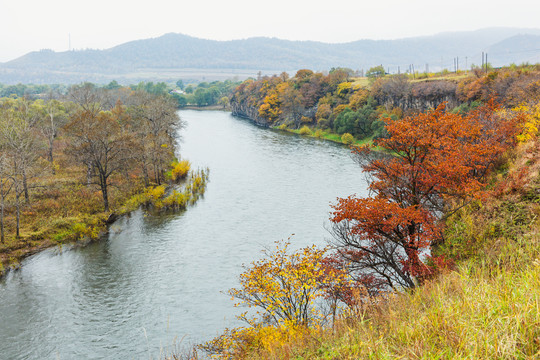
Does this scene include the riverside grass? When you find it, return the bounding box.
[274,124,373,147]
[210,139,540,359]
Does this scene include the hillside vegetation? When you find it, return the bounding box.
[231,64,540,145]
[175,65,540,359]
[208,138,540,359]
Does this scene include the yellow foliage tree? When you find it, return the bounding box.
[230,240,336,327]
[258,92,282,122]
[202,239,349,357]
[336,82,353,97]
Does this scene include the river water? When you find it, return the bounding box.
[0,110,369,359]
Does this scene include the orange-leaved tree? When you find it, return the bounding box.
[330,101,524,290]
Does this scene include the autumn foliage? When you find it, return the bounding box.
[330,101,525,290]
[202,240,351,357]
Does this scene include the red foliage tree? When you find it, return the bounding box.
[330,101,524,290]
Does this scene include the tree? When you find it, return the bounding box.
[218,96,229,109]
[104,80,122,90]
[0,150,12,243]
[366,65,386,79]
[330,101,524,290]
[65,102,137,212]
[0,100,46,237]
[229,240,337,327]
[35,99,66,174]
[176,79,185,90]
[203,239,351,357]
[129,92,180,185]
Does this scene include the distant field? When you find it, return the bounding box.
[351,77,370,88]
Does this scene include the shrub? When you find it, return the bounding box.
[146,185,166,201]
[341,132,355,144]
[202,240,350,357]
[162,190,188,210]
[71,222,99,240]
[300,116,313,124]
[171,160,191,181]
[298,125,312,135]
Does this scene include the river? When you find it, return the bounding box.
[0,110,369,359]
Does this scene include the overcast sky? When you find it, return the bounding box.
[1,0,539,62]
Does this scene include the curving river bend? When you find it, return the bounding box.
[0,110,369,359]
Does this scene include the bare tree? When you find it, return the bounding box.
[65,103,138,212]
[33,99,67,174]
[129,92,181,185]
[0,99,47,238]
[0,152,13,242]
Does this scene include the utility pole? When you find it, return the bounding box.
[482,52,484,71]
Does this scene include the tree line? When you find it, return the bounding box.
[228,64,540,144]
[172,79,240,107]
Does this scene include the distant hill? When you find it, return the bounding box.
[1,27,540,84]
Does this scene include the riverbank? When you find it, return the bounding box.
[273,124,374,147]
[181,105,227,111]
[0,159,208,278]
[184,106,375,147]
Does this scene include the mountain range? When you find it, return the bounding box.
[1,27,540,84]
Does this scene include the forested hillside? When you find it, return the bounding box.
[229,65,540,145]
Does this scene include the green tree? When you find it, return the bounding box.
[366,65,386,79]
[104,80,122,90]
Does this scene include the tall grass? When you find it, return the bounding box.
[198,139,540,359]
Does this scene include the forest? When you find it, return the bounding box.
[0,83,208,273]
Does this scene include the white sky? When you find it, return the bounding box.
[1,0,539,63]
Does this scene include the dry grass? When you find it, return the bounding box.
[0,147,144,274]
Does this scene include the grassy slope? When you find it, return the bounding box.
[237,139,540,359]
